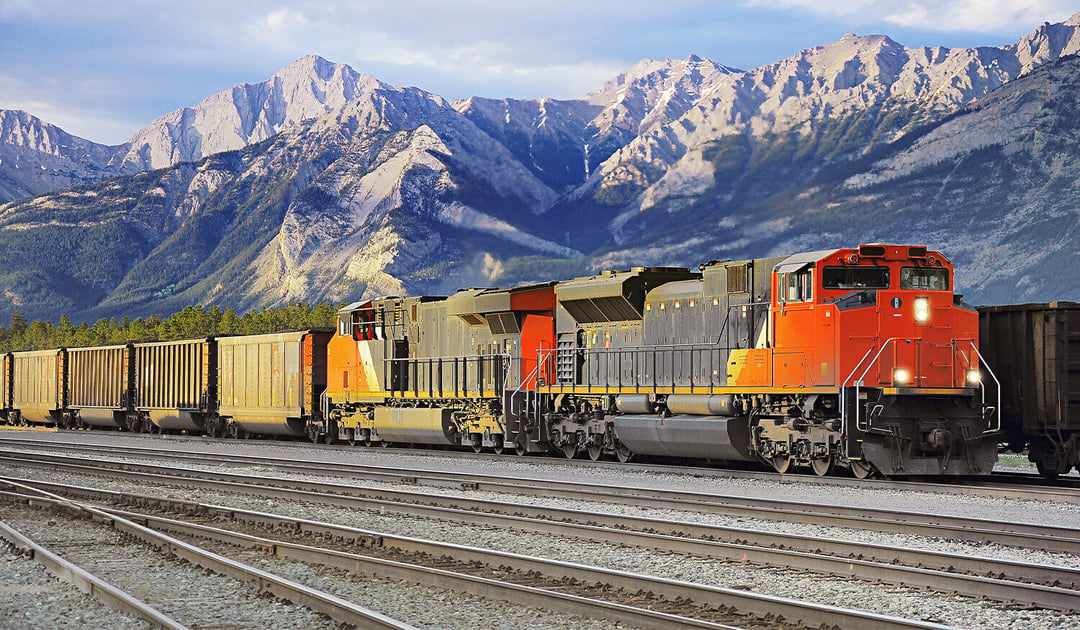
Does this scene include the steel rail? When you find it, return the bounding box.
[0,518,190,630]
[1,449,1077,554]
[7,474,1079,612]
[3,484,955,630]
[5,435,1079,504]
[0,480,416,630]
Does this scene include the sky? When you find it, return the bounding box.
[1,1,1077,145]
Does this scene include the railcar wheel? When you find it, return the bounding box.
[616,444,633,463]
[770,455,792,474]
[346,429,357,446]
[363,433,373,447]
[561,442,578,459]
[515,441,528,456]
[380,440,392,448]
[493,438,504,455]
[810,456,833,477]
[587,444,602,461]
[1035,460,1059,480]
[472,441,484,454]
[850,460,874,479]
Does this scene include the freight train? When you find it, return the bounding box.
[3,243,1065,478]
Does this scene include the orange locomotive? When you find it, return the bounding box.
[316,243,1000,477]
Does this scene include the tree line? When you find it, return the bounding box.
[0,303,341,352]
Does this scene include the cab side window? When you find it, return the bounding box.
[780,269,813,303]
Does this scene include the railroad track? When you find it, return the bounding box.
[0,443,1076,553]
[4,433,1078,504]
[0,476,960,630]
[1,444,1078,617]
[0,482,412,629]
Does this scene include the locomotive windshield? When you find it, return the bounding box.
[822,266,890,289]
[901,267,949,291]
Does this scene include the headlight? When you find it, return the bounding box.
[893,367,910,385]
[966,369,981,385]
[914,297,930,323]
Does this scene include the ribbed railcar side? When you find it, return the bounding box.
[216,331,331,437]
[133,338,214,432]
[67,344,134,429]
[9,348,67,426]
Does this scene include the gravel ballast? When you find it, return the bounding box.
[2,430,1079,629]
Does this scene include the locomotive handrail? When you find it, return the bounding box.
[961,340,1002,434]
[841,337,999,435]
[845,337,905,433]
[384,353,512,399]
[512,347,558,418]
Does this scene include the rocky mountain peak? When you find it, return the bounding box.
[113,55,392,172]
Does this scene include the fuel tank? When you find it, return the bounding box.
[373,407,458,445]
[614,414,753,461]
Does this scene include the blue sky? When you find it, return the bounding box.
[1,0,1076,145]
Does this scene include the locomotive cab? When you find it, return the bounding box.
[755,244,999,476]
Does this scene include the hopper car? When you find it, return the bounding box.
[979,303,1080,477]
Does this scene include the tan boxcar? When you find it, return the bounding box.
[10,348,67,425]
[134,338,214,431]
[0,353,11,422]
[217,331,331,437]
[68,344,135,429]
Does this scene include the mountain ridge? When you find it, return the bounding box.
[3,13,1080,323]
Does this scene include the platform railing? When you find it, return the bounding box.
[385,353,512,399]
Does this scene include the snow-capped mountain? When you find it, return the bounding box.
[0,110,120,202]
[3,13,1080,323]
[113,55,392,172]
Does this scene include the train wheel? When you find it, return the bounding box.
[472,440,483,454]
[616,444,633,463]
[587,443,602,461]
[770,455,792,474]
[493,437,504,455]
[850,460,874,479]
[810,456,834,477]
[346,429,357,446]
[363,432,373,447]
[1035,460,1059,480]
[515,441,528,456]
[561,443,577,459]
[380,440,392,448]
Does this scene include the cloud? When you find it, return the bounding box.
[745,0,1077,32]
